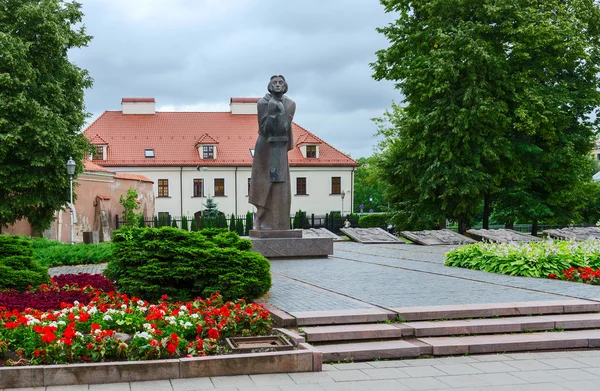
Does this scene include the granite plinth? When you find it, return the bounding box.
[466,228,542,243]
[250,237,333,258]
[543,227,600,241]
[400,229,476,245]
[250,229,303,239]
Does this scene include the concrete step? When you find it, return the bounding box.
[301,323,411,342]
[419,329,600,356]
[409,312,600,337]
[290,308,396,326]
[392,299,600,321]
[316,340,421,362]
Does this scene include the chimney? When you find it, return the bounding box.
[230,97,259,115]
[121,98,156,115]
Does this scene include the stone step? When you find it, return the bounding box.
[409,312,600,337]
[290,308,395,326]
[316,340,421,362]
[392,299,600,321]
[419,329,600,356]
[301,323,411,342]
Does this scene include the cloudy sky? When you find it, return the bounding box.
[68,0,400,159]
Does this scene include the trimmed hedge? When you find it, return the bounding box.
[358,213,392,229]
[31,238,113,267]
[104,227,271,302]
[0,235,49,291]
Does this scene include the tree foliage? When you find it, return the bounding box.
[119,188,141,228]
[372,0,600,232]
[0,0,93,232]
[353,156,390,213]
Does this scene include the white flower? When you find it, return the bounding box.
[190,313,199,319]
[134,331,152,340]
[103,315,113,321]
[76,332,84,337]
[137,300,145,306]
[73,301,80,306]
[88,307,98,315]
[57,321,66,326]
[121,304,127,309]
[183,321,193,328]
[180,305,187,312]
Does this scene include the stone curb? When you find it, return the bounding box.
[0,348,317,389]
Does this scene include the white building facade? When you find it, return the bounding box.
[85,98,358,219]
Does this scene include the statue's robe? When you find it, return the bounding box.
[249,93,296,230]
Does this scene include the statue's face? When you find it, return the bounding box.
[270,77,285,94]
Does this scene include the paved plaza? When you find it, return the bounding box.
[24,240,600,391]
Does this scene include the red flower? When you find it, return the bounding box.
[79,312,90,322]
[91,323,101,331]
[42,330,56,343]
[150,339,159,347]
[166,342,177,354]
[208,328,219,340]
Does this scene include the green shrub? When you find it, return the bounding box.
[104,227,270,302]
[181,216,189,231]
[229,214,236,232]
[445,240,600,278]
[245,212,253,235]
[235,218,245,236]
[32,238,114,268]
[358,213,392,229]
[190,218,198,231]
[0,235,49,291]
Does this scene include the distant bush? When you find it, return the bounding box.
[0,235,49,291]
[358,213,392,229]
[104,227,271,302]
[31,238,113,268]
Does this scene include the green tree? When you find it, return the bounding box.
[181,216,189,231]
[203,197,219,218]
[190,218,198,232]
[245,211,253,235]
[0,0,93,233]
[235,217,245,236]
[119,188,142,228]
[353,157,389,213]
[229,214,236,232]
[372,0,600,233]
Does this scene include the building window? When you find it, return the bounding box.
[296,177,307,195]
[247,178,251,195]
[144,148,155,158]
[306,145,317,158]
[331,177,341,194]
[158,179,169,197]
[203,145,214,159]
[214,178,225,196]
[92,146,104,160]
[193,179,204,197]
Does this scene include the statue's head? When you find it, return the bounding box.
[267,75,288,96]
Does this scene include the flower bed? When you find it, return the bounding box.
[550,267,600,285]
[0,274,272,366]
[445,239,600,278]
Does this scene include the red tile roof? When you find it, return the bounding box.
[83,110,358,167]
[89,135,108,145]
[84,160,114,173]
[114,173,154,183]
[296,133,323,145]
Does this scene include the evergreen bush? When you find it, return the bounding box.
[229,214,236,232]
[137,214,146,228]
[190,218,198,231]
[245,211,253,235]
[181,216,189,231]
[32,238,113,267]
[153,216,159,228]
[236,217,245,236]
[171,219,178,228]
[104,227,270,302]
[0,235,49,291]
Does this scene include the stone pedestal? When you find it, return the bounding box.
[249,230,333,259]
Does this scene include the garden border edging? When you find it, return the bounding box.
[0,348,318,388]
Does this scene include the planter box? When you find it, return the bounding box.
[0,347,318,388]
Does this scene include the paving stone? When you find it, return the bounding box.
[504,359,554,371]
[330,363,374,371]
[510,369,566,383]
[320,382,370,391]
[319,340,420,362]
[470,353,514,362]
[516,383,570,391]
[537,357,586,369]
[288,372,336,384]
[467,361,520,373]
[46,386,89,391]
[399,366,447,378]
[237,386,280,391]
[551,368,600,381]
[472,372,528,385]
[210,375,254,388]
[436,374,489,388]
[292,308,394,326]
[359,368,409,380]
[326,370,371,382]
[398,377,451,390]
[431,364,483,375]
[357,379,410,391]
[558,380,600,391]
[368,360,410,368]
[130,380,172,391]
[249,373,295,386]
[88,383,130,391]
[279,384,327,391]
[170,377,215,391]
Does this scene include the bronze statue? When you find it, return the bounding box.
[249,75,296,230]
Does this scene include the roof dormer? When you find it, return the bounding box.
[195,133,219,160]
[230,97,260,115]
[296,133,323,159]
[89,135,108,161]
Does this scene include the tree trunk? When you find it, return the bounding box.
[458,218,469,234]
[483,194,490,229]
[437,217,446,229]
[505,221,514,230]
[531,218,538,236]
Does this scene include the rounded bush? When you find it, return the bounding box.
[358,213,392,229]
[104,227,271,302]
[0,235,49,291]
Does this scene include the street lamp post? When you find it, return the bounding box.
[66,157,76,245]
[341,190,345,217]
[369,195,373,213]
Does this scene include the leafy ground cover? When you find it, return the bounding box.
[0,274,271,366]
[31,238,113,267]
[445,239,600,278]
